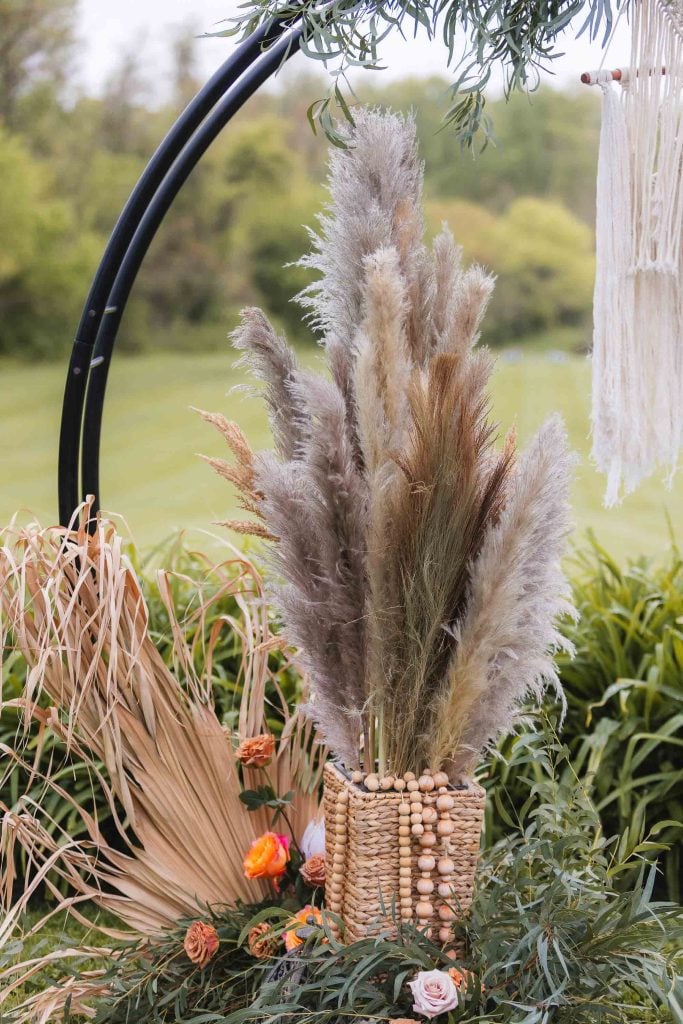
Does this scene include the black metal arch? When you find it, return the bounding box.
[58,18,302,528]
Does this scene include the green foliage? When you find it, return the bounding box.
[222,0,620,145]
[66,731,682,1024]
[484,538,683,903]
[0,126,100,358]
[426,195,595,344]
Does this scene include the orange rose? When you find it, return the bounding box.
[284,905,324,951]
[247,922,279,959]
[183,921,219,967]
[243,831,290,885]
[236,732,275,767]
[300,853,326,887]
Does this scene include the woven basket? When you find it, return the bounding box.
[323,762,485,943]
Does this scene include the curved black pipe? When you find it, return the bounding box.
[78,28,302,519]
[58,17,295,526]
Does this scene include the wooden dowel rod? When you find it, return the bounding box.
[580,66,666,85]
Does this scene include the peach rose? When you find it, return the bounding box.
[283,905,324,951]
[183,921,219,968]
[247,922,278,959]
[408,969,459,1019]
[243,831,290,885]
[236,732,275,767]
[300,853,326,887]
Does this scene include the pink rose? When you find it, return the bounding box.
[408,969,459,1019]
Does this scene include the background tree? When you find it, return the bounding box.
[0,0,77,127]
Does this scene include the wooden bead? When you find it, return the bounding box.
[421,806,438,825]
[410,812,423,825]
[437,819,455,837]
[437,882,453,898]
[415,901,433,919]
[380,775,395,791]
[403,771,416,782]
[410,801,423,815]
[411,823,424,836]
[406,779,420,792]
[418,774,435,792]
[420,832,437,847]
[333,853,345,865]
[337,789,349,803]
[351,770,363,784]
[436,794,455,812]
[399,867,412,878]
[438,927,452,943]
[335,812,347,824]
[398,825,411,837]
[400,897,413,909]
[398,802,411,815]
[437,857,455,875]
[365,774,379,791]
[417,854,435,872]
[433,771,449,788]
[438,904,456,922]
[416,878,434,895]
[401,908,413,920]
[394,778,406,791]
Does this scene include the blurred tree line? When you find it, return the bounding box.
[0,0,599,359]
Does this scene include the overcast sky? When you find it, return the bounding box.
[76,0,631,102]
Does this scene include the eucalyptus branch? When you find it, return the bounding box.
[210,0,625,145]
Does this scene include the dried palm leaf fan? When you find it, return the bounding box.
[584,0,683,503]
[206,109,575,944]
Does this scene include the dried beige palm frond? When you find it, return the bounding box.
[0,510,323,1015]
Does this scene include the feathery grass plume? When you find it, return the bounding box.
[0,509,324,1018]
[367,350,515,775]
[232,307,309,461]
[428,415,575,778]
[206,108,573,776]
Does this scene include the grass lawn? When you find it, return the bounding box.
[1,345,681,560]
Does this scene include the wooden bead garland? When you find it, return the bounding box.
[397,798,413,920]
[435,782,456,943]
[415,774,437,933]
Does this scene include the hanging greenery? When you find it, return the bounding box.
[215,0,625,144]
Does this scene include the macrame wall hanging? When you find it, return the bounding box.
[584,0,683,505]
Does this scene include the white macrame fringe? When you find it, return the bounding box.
[592,0,683,505]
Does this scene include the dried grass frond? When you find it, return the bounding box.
[231,307,308,462]
[0,509,323,1000]
[427,415,575,777]
[204,109,573,776]
[368,350,515,774]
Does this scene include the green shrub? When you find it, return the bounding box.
[485,537,683,902]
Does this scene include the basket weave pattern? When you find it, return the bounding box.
[323,762,485,943]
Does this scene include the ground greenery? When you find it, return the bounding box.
[7,730,681,1023]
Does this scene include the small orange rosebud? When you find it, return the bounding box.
[300,853,326,887]
[243,831,290,885]
[448,966,482,992]
[235,732,275,767]
[283,905,323,952]
[247,922,278,959]
[183,921,219,968]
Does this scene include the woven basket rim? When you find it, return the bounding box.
[325,760,486,801]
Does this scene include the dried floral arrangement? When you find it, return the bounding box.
[203,108,575,781]
[0,509,326,1019]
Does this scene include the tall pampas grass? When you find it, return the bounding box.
[0,508,324,1020]
[205,108,574,777]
